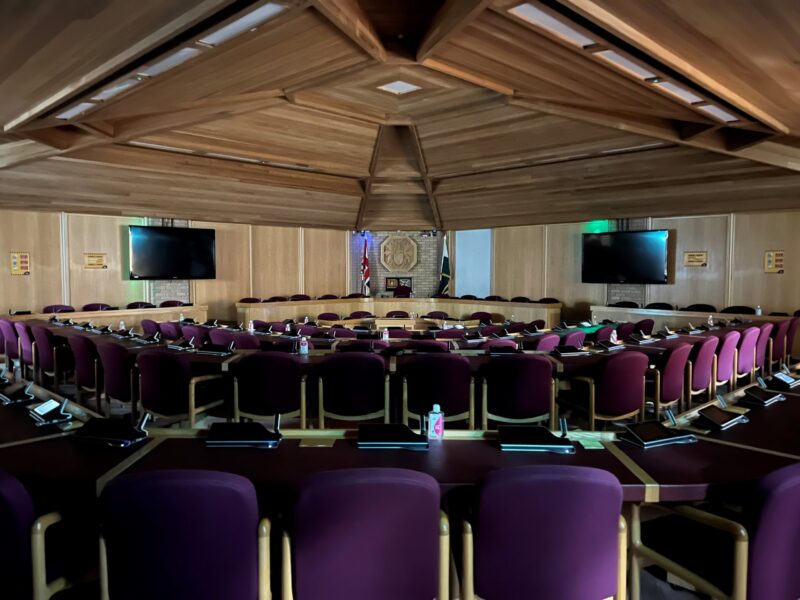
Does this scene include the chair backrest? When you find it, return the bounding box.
[349,311,372,319]
[158,300,184,307]
[126,301,155,309]
[0,319,18,359]
[770,319,791,361]
[527,319,546,330]
[785,317,799,359]
[645,302,673,310]
[436,329,466,339]
[609,301,639,308]
[265,296,288,302]
[537,297,559,304]
[97,343,135,403]
[13,322,33,362]
[330,328,357,339]
[510,296,531,303]
[404,354,471,417]
[386,310,409,318]
[67,335,100,388]
[30,325,58,372]
[101,470,260,600]
[505,322,526,333]
[319,353,386,418]
[594,326,614,342]
[266,321,287,333]
[481,339,518,351]
[659,343,692,404]
[387,329,412,339]
[634,319,655,336]
[616,322,635,340]
[82,303,111,311]
[408,340,451,352]
[137,350,192,416]
[158,321,182,340]
[595,352,648,416]
[344,293,365,299]
[232,333,260,350]
[690,336,719,391]
[746,463,800,600]
[236,352,302,416]
[292,468,440,600]
[469,312,492,324]
[755,323,774,369]
[736,327,760,376]
[392,286,412,298]
[140,319,161,336]
[335,340,389,352]
[721,305,755,314]
[42,304,75,313]
[562,330,586,348]
[483,354,551,420]
[181,325,210,346]
[0,470,36,599]
[238,297,261,303]
[474,466,622,599]
[484,295,505,301]
[426,311,449,320]
[526,333,560,352]
[460,294,478,300]
[431,293,450,299]
[209,328,236,347]
[479,325,505,337]
[290,294,311,301]
[317,312,340,321]
[684,303,717,312]
[317,294,338,300]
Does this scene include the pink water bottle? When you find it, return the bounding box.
[427,404,444,440]
[299,336,309,355]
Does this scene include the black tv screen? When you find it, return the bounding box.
[582,230,669,284]
[129,226,216,280]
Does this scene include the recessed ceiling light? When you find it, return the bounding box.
[595,50,656,79]
[377,80,422,95]
[54,102,95,120]
[91,79,141,102]
[138,48,202,77]
[129,141,194,153]
[653,81,704,104]
[509,3,595,48]
[696,104,740,123]
[199,2,286,46]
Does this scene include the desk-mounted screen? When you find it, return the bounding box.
[582,230,669,284]
[129,225,216,280]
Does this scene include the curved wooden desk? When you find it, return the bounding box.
[7,305,208,330]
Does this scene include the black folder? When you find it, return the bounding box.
[497,425,576,453]
[553,345,590,357]
[206,422,281,448]
[618,422,696,449]
[195,343,234,356]
[357,424,428,450]
[73,418,148,447]
[696,405,749,431]
[739,387,785,407]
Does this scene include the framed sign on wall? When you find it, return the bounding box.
[385,277,412,290]
[764,250,785,274]
[683,251,708,267]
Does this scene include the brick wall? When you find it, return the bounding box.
[145,218,192,306]
[606,218,648,307]
[349,231,444,297]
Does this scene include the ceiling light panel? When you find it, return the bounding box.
[377,80,421,95]
[509,3,595,48]
[199,2,286,46]
[653,81,704,104]
[54,102,95,120]
[91,78,141,102]
[596,50,655,79]
[696,104,740,123]
[138,48,202,77]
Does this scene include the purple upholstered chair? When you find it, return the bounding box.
[714,330,741,393]
[524,333,560,352]
[734,327,760,387]
[330,327,357,339]
[266,321,287,333]
[426,311,450,320]
[481,339,518,352]
[403,354,473,428]
[317,353,387,427]
[387,328,412,339]
[158,300,184,307]
[349,311,373,319]
[97,343,137,418]
[645,302,674,310]
[137,350,227,427]
[684,303,717,312]
[460,294,478,300]
[436,328,466,340]
[31,325,72,389]
[770,319,791,370]
[687,336,719,405]
[317,294,338,300]
[431,293,450,298]
[616,322,635,340]
[290,294,311,301]
[67,335,102,411]
[527,319,546,330]
[466,466,624,600]
[100,470,267,600]
[636,462,800,600]
[335,340,389,352]
[647,343,691,415]
[289,468,446,600]
[408,340,452,352]
[538,297,560,304]
[181,324,210,347]
[344,293,365,299]
[265,296,288,302]
[481,354,554,429]
[158,321,183,340]
[634,318,655,336]
[609,300,639,308]
[234,352,305,427]
[140,319,161,337]
[386,310,409,318]
[564,351,648,430]
[479,325,505,337]
[232,333,260,350]
[296,325,321,337]
[0,470,36,599]
[755,322,774,375]
[594,325,614,342]
[484,295,505,301]
[510,296,531,303]
[0,319,19,368]
[126,301,155,309]
[469,311,492,325]
[13,322,34,379]
[562,330,586,348]
[209,328,236,347]
[82,303,111,311]
[42,304,75,314]
[392,286,412,298]
[238,297,261,303]
[785,317,799,365]
[317,312,340,321]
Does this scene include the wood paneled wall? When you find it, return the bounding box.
[492,225,546,300]
[302,229,349,298]
[251,226,303,297]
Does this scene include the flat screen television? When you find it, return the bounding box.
[129,225,216,280]
[582,230,669,284]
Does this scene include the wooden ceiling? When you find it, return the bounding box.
[0,0,799,230]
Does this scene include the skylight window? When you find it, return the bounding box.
[138,48,202,77]
[653,81,704,104]
[54,102,95,120]
[696,104,740,123]
[596,50,655,79]
[509,3,595,48]
[91,79,141,102]
[377,80,422,95]
[199,3,286,46]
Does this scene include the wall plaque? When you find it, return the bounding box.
[683,251,708,267]
[9,251,31,276]
[84,252,108,269]
[764,250,784,274]
[380,236,418,272]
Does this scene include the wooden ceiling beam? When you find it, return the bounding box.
[356,125,385,229]
[311,0,386,62]
[417,0,493,63]
[409,125,442,229]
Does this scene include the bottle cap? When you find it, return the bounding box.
[433,403,441,412]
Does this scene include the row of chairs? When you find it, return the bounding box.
[240,295,563,303]
[611,300,800,316]
[41,300,188,313]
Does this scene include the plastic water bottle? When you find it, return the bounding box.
[247,320,254,333]
[119,320,126,331]
[303,316,309,324]
[755,305,762,316]
[381,328,389,342]
[610,329,618,344]
[179,311,185,322]
[427,404,444,440]
[299,336,309,355]
[707,314,714,327]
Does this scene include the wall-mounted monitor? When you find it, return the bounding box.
[582,230,669,284]
[129,225,216,280]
